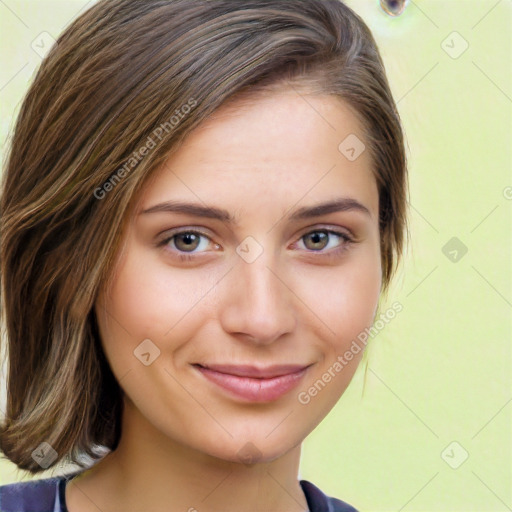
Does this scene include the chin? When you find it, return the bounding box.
[199,435,300,466]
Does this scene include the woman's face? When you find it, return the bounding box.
[95,89,381,464]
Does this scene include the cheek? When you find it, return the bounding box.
[94,244,221,378]
[342,256,381,335]
[301,247,382,351]
[94,248,171,372]
[97,245,206,341]
[295,253,380,408]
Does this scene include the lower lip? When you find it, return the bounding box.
[195,366,309,402]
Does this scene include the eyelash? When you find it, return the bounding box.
[157,227,355,263]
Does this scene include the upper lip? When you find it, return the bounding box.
[193,363,311,379]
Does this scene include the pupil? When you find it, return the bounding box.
[177,233,199,251]
[308,232,327,249]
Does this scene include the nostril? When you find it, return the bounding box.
[380,0,410,16]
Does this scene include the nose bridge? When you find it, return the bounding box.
[221,241,296,344]
[242,255,280,310]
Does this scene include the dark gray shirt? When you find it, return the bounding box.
[0,473,359,511]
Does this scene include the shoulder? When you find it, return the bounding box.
[0,476,66,512]
[300,479,359,512]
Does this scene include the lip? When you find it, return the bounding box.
[193,363,311,402]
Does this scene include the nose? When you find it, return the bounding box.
[219,250,297,346]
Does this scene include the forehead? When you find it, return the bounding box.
[136,90,378,220]
[186,90,366,159]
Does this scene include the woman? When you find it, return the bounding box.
[0,1,408,510]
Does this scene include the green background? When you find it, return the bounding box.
[0,1,510,510]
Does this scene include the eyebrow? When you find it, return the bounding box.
[139,197,372,223]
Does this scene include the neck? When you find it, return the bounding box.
[67,398,309,512]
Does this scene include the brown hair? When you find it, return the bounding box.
[0,0,408,474]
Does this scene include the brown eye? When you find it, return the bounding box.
[173,232,201,252]
[296,229,354,259]
[157,229,215,258]
[303,231,329,251]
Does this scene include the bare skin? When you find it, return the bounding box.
[66,87,382,512]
